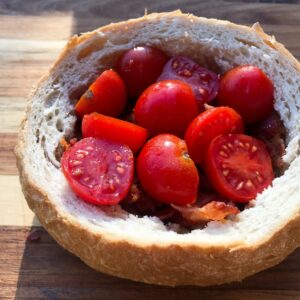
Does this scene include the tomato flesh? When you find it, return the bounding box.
[135,80,198,137]
[115,46,168,99]
[137,134,199,205]
[217,65,274,124]
[82,113,149,153]
[75,70,126,118]
[205,134,274,203]
[61,137,134,205]
[157,56,220,110]
[185,107,244,164]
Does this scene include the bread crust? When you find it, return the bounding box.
[15,11,300,286]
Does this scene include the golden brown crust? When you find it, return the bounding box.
[15,11,300,286]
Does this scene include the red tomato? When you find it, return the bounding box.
[61,137,134,205]
[157,56,220,110]
[185,107,244,164]
[137,134,199,205]
[115,46,168,99]
[205,134,274,203]
[217,65,274,124]
[75,70,126,118]
[135,80,198,137]
[82,113,149,153]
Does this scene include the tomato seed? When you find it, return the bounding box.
[219,151,228,158]
[223,169,230,176]
[115,155,122,162]
[251,146,258,153]
[246,180,254,188]
[71,160,82,166]
[77,150,89,156]
[198,87,206,96]
[221,145,229,151]
[72,168,82,176]
[256,175,263,183]
[183,69,192,77]
[117,166,125,174]
[236,181,244,190]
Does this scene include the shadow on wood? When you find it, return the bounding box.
[11,225,300,299]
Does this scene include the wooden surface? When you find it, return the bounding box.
[1,0,300,299]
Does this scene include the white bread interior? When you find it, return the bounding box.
[15,11,300,286]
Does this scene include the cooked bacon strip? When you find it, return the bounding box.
[60,137,71,151]
[172,201,239,223]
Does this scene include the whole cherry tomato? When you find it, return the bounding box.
[205,134,274,203]
[82,113,149,153]
[75,70,126,118]
[137,134,199,205]
[185,107,244,164]
[135,80,198,137]
[61,137,134,205]
[115,46,168,99]
[217,65,274,124]
[157,56,220,110]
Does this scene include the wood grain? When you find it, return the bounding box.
[1,0,300,299]
[0,227,299,300]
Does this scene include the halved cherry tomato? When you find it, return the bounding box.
[115,46,168,99]
[82,113,149,153]
[205,134,274,203]
[75,70,126,118]
[217,65,274,124]
[185,107,244,164]
[157,56,220,110]
[137,134,199,205]
[135,80,198,137]
[61,137,134,205]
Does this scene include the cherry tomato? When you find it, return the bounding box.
[185,107,244,164]
[137,134,199,205]
[115,46,168,99]
[157,56,220,110]
[135,80,198,137]
[82,113,149,153]
[217,65,274,124]
[75,70,126,118]
[61,137,134,205]
[205,134,274,203]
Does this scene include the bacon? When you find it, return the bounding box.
[60,137,71,151]
[172,200,239,223]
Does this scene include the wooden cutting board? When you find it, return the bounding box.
[1,1,300,299]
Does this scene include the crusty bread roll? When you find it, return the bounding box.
[15,11,300,286]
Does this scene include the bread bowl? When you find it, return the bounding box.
[15,10,300,286]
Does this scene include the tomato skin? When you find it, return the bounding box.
[217,65,274,124]
[115,46,168,99]
[137,134,199,205]
[61,137,134,205]
[185,107,244,164]
[205,134,274,203]
[82,113,149,153]
[157,56,220,110]
[135,80,199,137]
[75,70,126,118]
